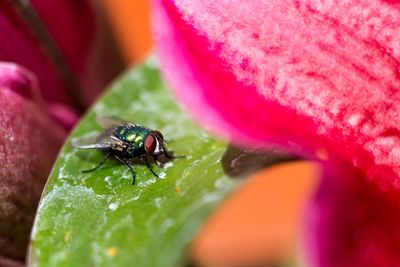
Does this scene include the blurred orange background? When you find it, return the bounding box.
[102,1,320,266]
[103,0,152,64]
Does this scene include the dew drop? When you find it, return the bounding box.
[108,203,118,211]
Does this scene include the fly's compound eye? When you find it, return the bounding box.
[144,134,156,154]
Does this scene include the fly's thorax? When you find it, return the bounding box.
[115,125,151,149]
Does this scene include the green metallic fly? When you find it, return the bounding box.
[73,117,178,185]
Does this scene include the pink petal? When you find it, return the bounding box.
[154,0,400,190]
[0,62,41,103]
[153,0,400,265]
[0,0,117,109]
[30,0,94,76]
[47,103,79,131]
[304,163,400,267]
[0,62,79,130]
[30,0,117,103]
[0,64,65,260]
[0,1,83,106]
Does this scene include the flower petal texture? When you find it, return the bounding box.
[0,0,108,110]
[153,0,400,266]
[0,63,40,101]
[0,63,65,260]
[305,163,400,267]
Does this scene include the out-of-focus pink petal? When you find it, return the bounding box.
[0,1,81,106]
[154,0,400,199]
[30,0,121,103]
[0,66,65,260]
[0,62,78,131]
[0,0,119,110]
[47,103,79,131]
[305,163,400,267]
[154,0,400,265]
[0,62,41,103]
[30,0,94,76]
[154,0,400,189]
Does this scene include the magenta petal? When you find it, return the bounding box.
[30,0,94,75]
[0,89,65,259]
[47,103,79,131]
[0,1,77,106]
[0,62,41,102]
[305,163,400,267]
[154,0,400,266]
[0,62,78,131]
[0,0,103,108]
[154,0,400,193]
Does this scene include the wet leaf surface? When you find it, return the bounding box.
[29,57,238,267]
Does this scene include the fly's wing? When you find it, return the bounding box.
[73,117,137,150]
[71,128,116,150]
[96,116,136,129]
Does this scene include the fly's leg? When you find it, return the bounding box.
[126,163,137,185]
[82,153,111,173]
[115,156,137,185]
[144,156,159,178]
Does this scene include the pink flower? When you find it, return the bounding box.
[0,1,121,264]
[0,0,121,130]
[153,1,400,266]
[0,63,65,262]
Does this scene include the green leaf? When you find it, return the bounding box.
[28,57,239,267]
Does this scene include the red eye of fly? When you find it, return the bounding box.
[144,134,156,153]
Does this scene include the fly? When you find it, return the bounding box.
[72,117,180,185]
